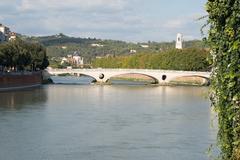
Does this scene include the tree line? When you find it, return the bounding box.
[0,39,49,72]
[92,48,210,71]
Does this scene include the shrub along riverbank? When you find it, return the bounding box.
[92,48,210,71]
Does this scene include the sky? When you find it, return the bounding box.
[0,0,208,42]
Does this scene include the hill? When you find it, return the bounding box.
[21,33,207,63]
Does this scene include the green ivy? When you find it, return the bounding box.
[206,0,240,159]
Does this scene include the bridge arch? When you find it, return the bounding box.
[77,73,98,83]
[107,73,159,84]
[169,75,210,85]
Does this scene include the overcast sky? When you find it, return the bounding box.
[0,0,207,42]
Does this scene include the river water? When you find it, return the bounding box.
[0,76,217,160]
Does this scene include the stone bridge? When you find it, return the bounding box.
[46,68,211,85]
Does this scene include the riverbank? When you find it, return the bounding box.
[0,72,43,91]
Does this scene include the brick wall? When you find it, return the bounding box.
[0,72,42,88]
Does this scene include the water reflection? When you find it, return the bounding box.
[0,87,47,110]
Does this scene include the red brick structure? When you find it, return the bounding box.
[0,72,42,91]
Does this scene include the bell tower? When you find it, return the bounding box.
[176,33,183,49]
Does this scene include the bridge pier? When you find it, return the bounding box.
[94,76,111,84]
[94,80,110,85]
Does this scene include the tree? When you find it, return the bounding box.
[206,0,240,159]
[0,39,49,71]
[92,48,210,71]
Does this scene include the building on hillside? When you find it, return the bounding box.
[61,57,68,65]
[140,44,149,48]
[0,24,10,42]
[96,56,103,59]
[91,43,104,47]
[0,24,16,42]
[67,55,72,58]
[61,52,84,67]
[130,49,137,53]
[105,54,114,58]
[176,33,183,49]
[61,46,67,49]
[0,32,4,42]
[72,53,84,66]
[9,32,17,41]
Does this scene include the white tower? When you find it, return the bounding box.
[176,33,183,49]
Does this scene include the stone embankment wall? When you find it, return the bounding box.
[0,72,42,89]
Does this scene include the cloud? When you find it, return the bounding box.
[163,19,187,29]
[162,14,201,29]
[7,0,143,40]
[0,0,206,42]
[183,35,197,40]
[0,0,18,4]
[18,0,127,12]
[15,11,144,40]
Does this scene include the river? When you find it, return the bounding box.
[0,76,217,160]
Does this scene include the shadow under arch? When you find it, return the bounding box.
[107,73,159,84]
[51,72,97,84]
[170,75,210,86]
[78,73,98,83]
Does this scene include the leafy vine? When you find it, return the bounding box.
[206,0,240,159]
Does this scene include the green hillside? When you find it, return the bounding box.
[21,34,207,64]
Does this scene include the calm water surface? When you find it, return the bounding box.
[0,77,217,160]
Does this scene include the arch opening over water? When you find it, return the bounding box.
[78,73,97,83]
[108,73,159,85]
[51,73,96,85]
[169,75,210,86]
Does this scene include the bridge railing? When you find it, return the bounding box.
[47,68,211,75]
